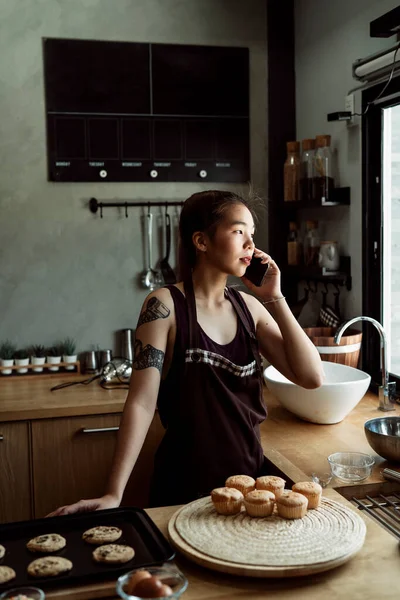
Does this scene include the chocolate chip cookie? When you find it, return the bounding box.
[0,565,16,583]
[82,525,122,545]
[92,544,134,564]
[27,556,73,578]
[27,533,66,553]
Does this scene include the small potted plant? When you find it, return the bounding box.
[14,348,30,374]
[0,340,16,375]
[60,337,77,370]
[46,345,62,372]
[30,344,46,373]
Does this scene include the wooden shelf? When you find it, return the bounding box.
[278,187,350,210]
[0,360,81,379]
[268,185,352,305]
[282,257,352,291]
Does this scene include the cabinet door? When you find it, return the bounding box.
[31,412,164,518]
[0,421,32,523]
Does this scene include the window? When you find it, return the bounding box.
[363,76,400,390]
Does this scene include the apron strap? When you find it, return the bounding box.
[183,276,199,349]
[225,287,264,381]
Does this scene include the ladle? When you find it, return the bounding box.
[141,209,160,290]
[160,206,177,284]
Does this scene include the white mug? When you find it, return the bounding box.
[319,241,339,270]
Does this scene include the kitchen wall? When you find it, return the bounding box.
[0,0,268,355]
[295,0,399,319]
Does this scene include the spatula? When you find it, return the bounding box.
[160,210,177,284]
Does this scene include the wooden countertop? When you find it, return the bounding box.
[1,373,398,485]
[47,490,400,600]
[2,376,400,597]
[0,374,127,420]
[260,389,400,486]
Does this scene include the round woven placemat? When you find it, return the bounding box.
[173,496,366,569]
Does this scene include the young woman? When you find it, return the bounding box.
[50,190,323,514]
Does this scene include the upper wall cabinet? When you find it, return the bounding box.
[43,38,250,183]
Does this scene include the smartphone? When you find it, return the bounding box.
[245,254,269,286]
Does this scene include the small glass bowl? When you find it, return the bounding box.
[328,452,375,483]
[0,587,45,600]
[311,471,333,488]
[116,563,188,600]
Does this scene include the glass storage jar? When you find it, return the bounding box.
[300,138,315,203]
[284,141,301,202]
[314,135,335,203]
[304,220,320,267]
[287,221,302,266]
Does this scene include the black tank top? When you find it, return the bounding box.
[149,280,267,507]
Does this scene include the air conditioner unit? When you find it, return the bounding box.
[353,44,400,82]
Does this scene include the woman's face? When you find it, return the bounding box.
[202,203,255,277]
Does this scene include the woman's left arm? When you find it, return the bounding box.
[241,249,324,389]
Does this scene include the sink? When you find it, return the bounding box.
[263,362,371,424]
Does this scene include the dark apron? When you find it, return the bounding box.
[149,278,268,507]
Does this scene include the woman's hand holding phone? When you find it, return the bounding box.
[241,249,282,302]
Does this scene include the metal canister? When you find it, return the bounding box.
[84,351,98,373]
[99,349,113,369]
[120,329,134,361]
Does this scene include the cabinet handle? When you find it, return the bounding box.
[80,427,119,434]
[0,435,3,441]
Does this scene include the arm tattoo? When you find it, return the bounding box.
[137,296,170,329]
[133,339,164,373]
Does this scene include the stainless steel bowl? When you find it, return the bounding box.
[364,416,400,462]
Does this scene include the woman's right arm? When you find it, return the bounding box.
[47,288,174,516]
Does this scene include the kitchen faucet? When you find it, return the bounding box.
[334,316,397,412]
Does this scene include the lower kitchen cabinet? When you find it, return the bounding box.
[0,421,32,523]
[31,411,164,518]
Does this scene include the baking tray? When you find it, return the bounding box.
[0,507,175,592]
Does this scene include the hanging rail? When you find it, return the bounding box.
[89,197,184,218]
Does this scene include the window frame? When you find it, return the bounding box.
[362,75,400,390]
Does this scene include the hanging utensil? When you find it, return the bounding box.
[160,205,177,284]
[141,208,160,290]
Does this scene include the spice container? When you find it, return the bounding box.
[300,139,315,203]
[314,135,335,203]
[304,220,320,266]
[283,141,301,202]
[287,222,302,266]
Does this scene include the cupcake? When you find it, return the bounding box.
[244,490,275,517]
[292,481,322,509]
[276,491,308,519]
[256,475,286,498]
[225,474,256,496]
[211,487,244,515]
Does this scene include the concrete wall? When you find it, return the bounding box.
[295,0,399,318]
[0,0,268,357]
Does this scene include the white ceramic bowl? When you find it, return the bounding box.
[263,362,371,424]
